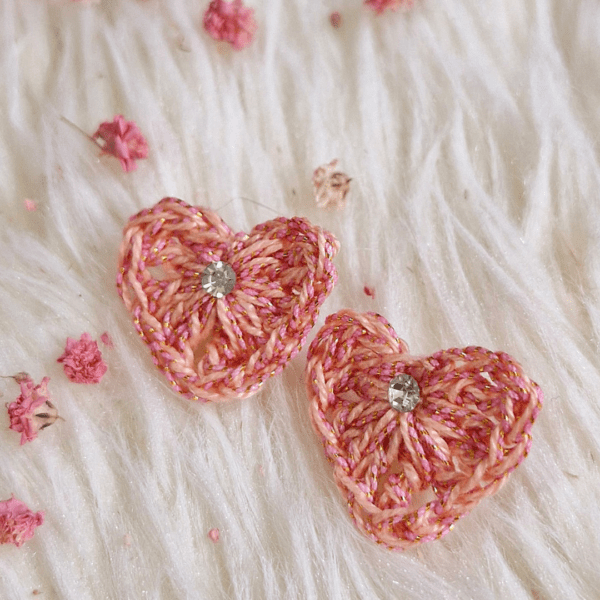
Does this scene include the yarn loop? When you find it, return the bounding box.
[306,309,543,550]
[118,198,339,402]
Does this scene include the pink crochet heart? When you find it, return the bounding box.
[118,197,339,402]
[306,310,543,550]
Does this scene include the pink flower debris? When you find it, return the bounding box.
[312,159,352,210]
[0,497,44,548]
[330,12,342,28]
[24,199,37,212]
[363,286,376,299]
[208,528,220,542]
[203,0,257,50]
[100,332,114,348]
[364,0,413,14]
[6,376,60,445]
[92,115,148,173]
[57,333,108,384]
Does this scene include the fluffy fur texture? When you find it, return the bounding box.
[0,0,599,598]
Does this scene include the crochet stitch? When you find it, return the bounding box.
[306,310,543,550]
[118,197,339,402]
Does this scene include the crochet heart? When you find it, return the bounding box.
[118,197,339,402]
[306,310,543,550]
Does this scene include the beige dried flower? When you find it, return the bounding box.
[312,159,352,210]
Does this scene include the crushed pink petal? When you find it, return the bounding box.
[364,0,413,13]
[100,332,114,348]
[363,286,376,299]
[208,528,220,542]
[92,115,148,173]
[6,377,53,445]
[0,497,44,547]
[24,199,37,212]
[57,333,108,384]
[203,0,257,50]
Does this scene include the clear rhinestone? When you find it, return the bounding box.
[388,374,421,413]
[201,261,236,298]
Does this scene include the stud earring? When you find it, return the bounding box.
[305,309,543,550]
[118,197,339,402]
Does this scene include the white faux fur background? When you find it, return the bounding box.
[1,0,599,598]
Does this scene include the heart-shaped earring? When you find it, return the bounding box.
[118,197,339,402]
[306,309,543,550]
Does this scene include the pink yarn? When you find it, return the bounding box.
[117,197,339,402]
[306,310,543,550]
[203,0,257,50]
[92,115,148,173]
[0,497,44,548]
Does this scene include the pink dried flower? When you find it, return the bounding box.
[208,528,220,542]
[92,115,148,173]
[0,497,44,547]
[203,0,257,50]
[330,12,342,28]
[6,377,60,445]
[57,333,108,384]
[24,199,37,211]
[313,159,352,210]
[364,0,413,14]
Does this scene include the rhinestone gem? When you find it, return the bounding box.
[201,261,236,298]
[388,374,421,413]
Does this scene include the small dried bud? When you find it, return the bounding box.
[313,159,352,210]
[6,377,61,445]
[330,12,342,28]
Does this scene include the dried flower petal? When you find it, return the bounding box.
[92,115,148,173]
[6,377,60,445]
[57,333,108,384]
[100,332,114,348]
[203,0,257,50]
[330,12,342,28]
[208,528,220,542]
[313,159,352,210]
[0,497,44,547]
[364,0,413,14]
[363,286,376,298]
